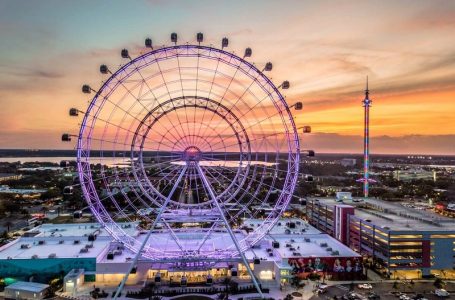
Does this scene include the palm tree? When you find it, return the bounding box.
[5,220,13,233]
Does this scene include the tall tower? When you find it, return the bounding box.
[357,77,374,198]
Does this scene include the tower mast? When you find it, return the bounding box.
[362,77,372,198]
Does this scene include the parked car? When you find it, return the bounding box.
[368,292,381,299]
[358,283,373,290]
[435,289,450,297]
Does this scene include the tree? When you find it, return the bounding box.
[434,278,445,289]
[392,281,399,291]
[1,230,9,239]
[40,188,60,200]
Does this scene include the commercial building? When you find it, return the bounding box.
[0,219,359,295]
[305,199,354,244]
[4,281,49,300]
[340,158,356,167]
[393,169,436,182]
[306,197,455,279]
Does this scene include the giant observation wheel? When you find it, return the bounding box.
[64,34,301,265]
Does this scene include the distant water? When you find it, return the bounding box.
[0,157,276,168]
[0,156,122,167]
[0,156,77,164]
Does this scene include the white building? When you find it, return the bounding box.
[4,281,49,300]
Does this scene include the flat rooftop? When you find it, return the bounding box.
[272,234,360,259]
[312,197,455,231]
[0,236,109,259]
[245,218,321,235]
[5,281,49,292]
[34,222,138,238]
[354,199,455,231]
[0,218,359,262]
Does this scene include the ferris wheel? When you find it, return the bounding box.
[63,32,306,296]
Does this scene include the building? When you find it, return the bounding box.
[0,173,22,183]
[4,281,49,300]
[336,192,352,201]
[306,198,455,279]
[0,219,360,295]
[393,169,436,182]
[340,158,356,167]
[63,268,85,296]
[306,198,355,244]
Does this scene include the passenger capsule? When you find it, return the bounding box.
[60,160,70,168]
[145,38,152,48]
[171,32,178,43]
[100,65,109,74]
[121,49,129,59]
[244,48,252,58]
[63,186,74,195]
[69,108,79,117]
[282,81,290,89]
[302,126,312,133]
[196,32,203,43]
[295,102,303,110]
[61,134,72,142]
[82,85,91,94]
[221,37,228,48]
[264,62,273,71]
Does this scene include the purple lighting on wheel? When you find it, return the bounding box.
[75,43,300,261]
[183,146,202,162]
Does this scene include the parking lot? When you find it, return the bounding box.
[309,281,454,300]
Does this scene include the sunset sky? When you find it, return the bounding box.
[0,0,454,154]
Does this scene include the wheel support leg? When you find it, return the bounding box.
[113,166,187,300]
[196,164,264,299]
